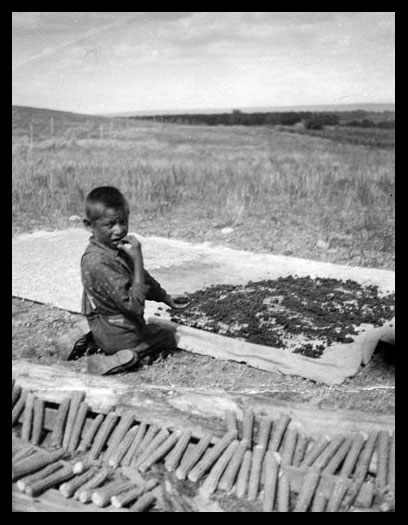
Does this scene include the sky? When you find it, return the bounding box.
[12,12,395,115]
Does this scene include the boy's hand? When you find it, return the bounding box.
[118,235,142,259]
[164,294,190,310]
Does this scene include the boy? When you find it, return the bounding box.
[80,186,188,375]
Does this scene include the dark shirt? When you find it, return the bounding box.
[81,237,167,326]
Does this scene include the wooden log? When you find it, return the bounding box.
[268,413,291,452]
[59,467,98,498]
[241,408,254,447]
[49,397,71,448]
[67,401,89,452]
[131,424,160,465]
[235,449,252,498]
[88,411,119,460]
[311,492,327,512]
[62,391,86,449]
[12,389,27,426]
[293,467,321,512]
[292,432,310,468]
[218,441,248,492]
[280,427,298,466]
[300,435,330,468]
[16,461,64,492]
[104,410,135,462]
[165,428,192,472]
[175,434,212,480]
[277,469,291,513]
[187,430,238,482]
[111,478,158,508]
[375,430,389,494]
[77,413,104,453]
[313,435,346,471]
[326,477,350,512]
[139,432,180,473]
[122,422,147,466]
[387,430,395,493]
[21,392,35,442]
[92,480,135,508]
[12,383,22,408]
[133,428,170,470]
[339,432,366,478]
[262,450,280,512]
[12,442,38,463]
[12,449,65,481]
[225,410,238,434]
[31,397,45,446]
[323,436,353,475]
[247,445,266,501]
[75,469,111,502]
[25,465,75,497]
[108,426,139,468]
[257,417,273,449]
[129,489,157,512]
[201,440,239,496]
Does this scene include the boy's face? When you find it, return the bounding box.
[85,205,129,250]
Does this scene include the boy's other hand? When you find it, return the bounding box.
[164,294,190,310]
[118,235,142,259]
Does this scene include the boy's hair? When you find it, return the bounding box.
[85,186,129,221]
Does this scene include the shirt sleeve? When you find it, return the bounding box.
[144,269,168,303]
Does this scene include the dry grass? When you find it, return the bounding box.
[12,109,395,269]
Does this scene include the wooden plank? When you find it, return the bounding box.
[12,361,394,440]
[147,317,394,386]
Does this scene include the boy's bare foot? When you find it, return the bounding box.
[87,349,138,375]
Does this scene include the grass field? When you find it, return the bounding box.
[12,105,395,270]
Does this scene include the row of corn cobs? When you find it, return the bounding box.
[12,380,395,512]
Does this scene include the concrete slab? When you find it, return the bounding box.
[12,228,395,384]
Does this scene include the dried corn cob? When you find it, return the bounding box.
[108,426,139,468]
[323,436,353,475]
[92,480,135,507]
[12,389,27,426]
[218,441,248,492]
[12,383,22,408]
[247,445,266,500]
[262,450,280,512]
[339,432,366,478]
[105,410,135,462]
[111,478,158,508]
[49,397,71,448]
[293,467,321,512]
[300,435,330,468]
[175,433,212,480]
[75,469,111,502]
[59,467,97,498]
[343,430,378,509]
[268,414,291,452]
[12,449,65,481]
[387,430,395,493]
[277,469,291,512]
[313,435,346,471]
[257,417,273,449]
[280,427,298,466]
[25,465,75,497]
[88,411,119,460]
[133,428,170,470]
[67,401,89,452]
[165,429,192,472]
[77,413,104,452]
[131,424,160,465]
[375,430,389,494]
[139,432,180,473]
[62,391,85,449]
[188,430,238,483]
[130,489,157,512]
[326,477,350,512]
[225,410,238,434]
[31,397,45,446]
[241,408,254,447]
[16,461,64,492]
[292,433,310,468]
[201,440,239,496]
[21,392,35,442]
[122,422,147,466]
[235,449,252,498]
[311,492,327,512]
